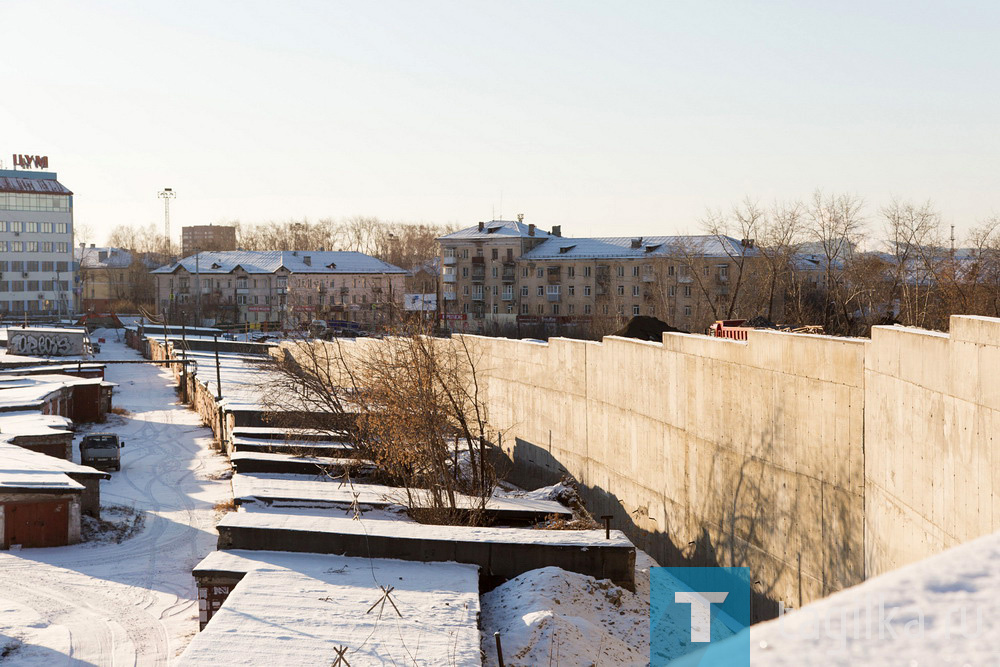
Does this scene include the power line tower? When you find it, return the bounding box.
[158,188,176,251]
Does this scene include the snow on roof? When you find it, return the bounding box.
[0,374,101,411]
[151,250,407,275]
[184,350,273,411]
[219,509,629,546]
[0,441,108,490]
[233,473,572,516]
[520,235,755,260]
[74,246,133,269]
[178,550,480,666]
[0,410,72,440]
[681,527,1000,666]
[437,219,553,241]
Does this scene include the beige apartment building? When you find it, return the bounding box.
[436,219,553,333]
[439,222,763,336]
[152,250,406,329]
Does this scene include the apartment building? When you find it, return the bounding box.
[436,219,552,332]
[439,221,762,335]
[152,250,406,328]
[181,225,237,255]
[515,235,757,334]
[0,168,75,318]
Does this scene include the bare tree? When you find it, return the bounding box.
[805,191,867,333]
[259,327,504,524]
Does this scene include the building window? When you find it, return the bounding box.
[462,249,469,259]
[462,267,469,277]
[536,268,544,278]
[491,249,498,260]
[492,267,498,278]
[568,285,575,296]
[463,285,469,295]
[11,242,22,252]
[649,306,655,315]
[617,285,625,296]
[616,266,624,278]
[521,267,529,278]
[632,286,640,297]
[602,304,609,315]
[26,242,38,252]
[633,305,640,315]
[703,266,709,276]
[521,303,529,314]
[537,286,544,296]
[10,222,22,232]
[684,305,692,316]
[567,266,575,278]
[632,266,639,277]
[684,286,692,297]
[56,223,69,234]
[583,266,592,278]
[536,304,544,314]
[669,285,676,296]
[552,304,559,315]
[56,242,68,252]
[668,265,675,276]
[520,286,529,296]
[492,304,498,314]
[718,265,729,280]
[584,304,592,315]
[236,295,248,305]
[568,304,575,314]
[584,286,591,296]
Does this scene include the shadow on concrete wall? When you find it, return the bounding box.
[507,427,863,624]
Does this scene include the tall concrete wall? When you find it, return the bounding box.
[865,316,1000,577]
[470,331,866,615]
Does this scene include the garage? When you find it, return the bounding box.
[3,499,70,548]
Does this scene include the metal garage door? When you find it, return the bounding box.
[4,500,69,548]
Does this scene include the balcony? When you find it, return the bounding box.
[236,288,249,294]
[442,273,456,283]
[501,292,514,301]
[546,293,561,302]
[471,256,485,265]
[443,255,457,265]
[642,273,656,283]
[443,291,457,301]
[715,274,730,284]
[546,267,561,284]
[471,293,485,301]
[471,271,486,283]
[501,270,516,283]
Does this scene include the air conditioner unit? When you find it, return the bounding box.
[37,294,44,299]
[21,272,28,278]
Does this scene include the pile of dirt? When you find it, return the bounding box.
[742,315,778,329]
[611,316,687,341]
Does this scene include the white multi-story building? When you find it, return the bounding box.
[0,168,75,318]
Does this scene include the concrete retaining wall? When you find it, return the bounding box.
[864,316,1000,577]
[464,331,866,616]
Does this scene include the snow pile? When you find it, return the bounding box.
[80,504,146,545]
[480,551,658,667]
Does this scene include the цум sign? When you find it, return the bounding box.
[12,154,49,170]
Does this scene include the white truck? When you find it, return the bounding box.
[80,433,125,472]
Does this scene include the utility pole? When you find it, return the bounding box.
[158,188,176,253]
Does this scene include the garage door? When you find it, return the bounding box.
[4,500,69,548]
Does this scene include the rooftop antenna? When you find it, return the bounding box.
[158,188,176,247]
[499,189,503,221]
[950,224,956,255]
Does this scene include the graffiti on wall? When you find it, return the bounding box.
[9,332,79,356]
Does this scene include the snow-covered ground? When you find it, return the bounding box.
[480,550,658,667]
[0,330,232,664]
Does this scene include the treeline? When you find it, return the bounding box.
[699,191,1000,335]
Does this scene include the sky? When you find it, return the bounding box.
[3,1,1000,245]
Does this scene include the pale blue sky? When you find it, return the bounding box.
[3,1,999,243]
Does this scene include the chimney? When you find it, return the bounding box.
[90,243,96,248]
[552,225,561,237]
[478,221,484,232]
[517,213,524,223]
[528,224,535,237]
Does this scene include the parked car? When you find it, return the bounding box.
[80,433,125,471]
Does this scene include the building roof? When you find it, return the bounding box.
[75,246,133,269]
[151,250,407,275]
[520,235,755,260]
[0,440,107,491]
[0,174,72,196]
[178,550,481,666]
[437,219,552,241]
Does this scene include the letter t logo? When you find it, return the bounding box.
[674,591,729,642]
